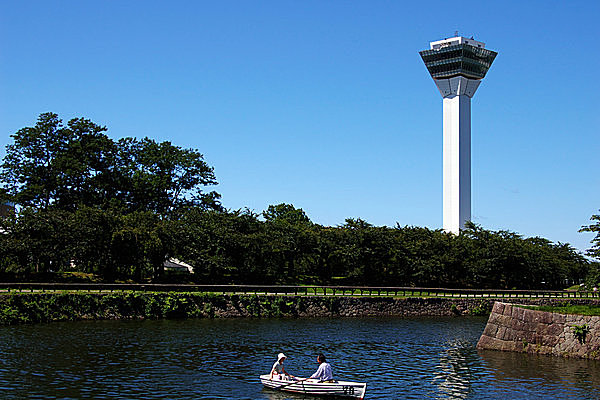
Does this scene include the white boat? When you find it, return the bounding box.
[260,375,367,399]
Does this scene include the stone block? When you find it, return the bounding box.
[532,333,545,344]
[535,322,547,335]
[552,313,566,324]
[477,335,497,350]
[543,323,564,337]
[492,302,505,315]
[511,305,523,320]
[510,318,520,330]
[503,327,516,341]
[483,322,499,337]
[517,306,526,320]
[563,340,576,353]
[522,320,533,333]
[500,340,513,351]
[517,321,529,332]
[543,335,559,347]
[473,302,600,360]
[487,312,501,326]
[522,308,534,322]
[538,311,553,324]
[565,314,578,324]
[497,326,507,340]
[496,314,511,327]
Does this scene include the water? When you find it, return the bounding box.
[1,317,599,399]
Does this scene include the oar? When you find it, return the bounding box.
[272,376,310,391]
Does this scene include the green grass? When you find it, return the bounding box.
[520,305,600,316]
[564,284,582,291]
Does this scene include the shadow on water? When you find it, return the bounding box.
[478,349,600,397]
[261,388,324,400]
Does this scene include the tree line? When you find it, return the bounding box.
[0,113,597,288]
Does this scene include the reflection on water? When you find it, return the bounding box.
[479,349,600,398]
[262,388,321,400]
[433,339,476,399]
[0,317,599,399]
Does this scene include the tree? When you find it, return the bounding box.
[0,207,73,274]
[171,207,265,283]
[580,211,600,259]
[0,113,222,281]
[1,113,221,215]
[262,203,311,225]
[0,113,94,209]
[111,211,171,281]
[117,137,221,214]
[262,204,316,283]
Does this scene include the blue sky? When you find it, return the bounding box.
[1,1,598,253]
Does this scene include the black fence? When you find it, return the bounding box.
[0,283,599,299]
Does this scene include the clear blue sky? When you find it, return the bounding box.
[1,1,598,253]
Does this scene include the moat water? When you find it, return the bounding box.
[1,317,599,399]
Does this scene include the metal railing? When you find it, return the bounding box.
[0,283,599,299]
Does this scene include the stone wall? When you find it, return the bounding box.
[477,302,600,360]
[221,296,490,318]
[3,292,600,326]
[0,293,493,324]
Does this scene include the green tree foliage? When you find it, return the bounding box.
[1,113,221,213]
[261,204,315,283]
[580,211,600,260]
[584,262,600,288]
[0,114,590,287]
[116,137,220,214]
[0,113,220,281]
[166,209,588,288]
[171,208,263,283]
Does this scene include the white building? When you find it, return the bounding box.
[420,36,497,234]
[163,258,194,274]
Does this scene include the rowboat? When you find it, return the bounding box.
[260,375,367,399]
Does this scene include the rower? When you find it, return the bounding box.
[309,354,334,382]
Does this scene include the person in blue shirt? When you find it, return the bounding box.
[309,354,334,382]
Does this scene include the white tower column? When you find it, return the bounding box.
[420,36,496,234]
[434,76,480,233]
[443,94,471,234]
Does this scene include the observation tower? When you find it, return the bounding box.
[420,36,497,234]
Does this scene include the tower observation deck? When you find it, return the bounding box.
[419,36,497,234]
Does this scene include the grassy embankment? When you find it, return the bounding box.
[0,290,496,325]
[520,304,600,316]
[0,291,321,325]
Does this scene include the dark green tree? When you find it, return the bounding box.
[580,211,600,259]
[261,204,316,283]
[117,137,221,214]
[0,113,222,281]
[0,113,105,209]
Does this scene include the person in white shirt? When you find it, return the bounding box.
[270,353,295,380]
[309,354,334,382]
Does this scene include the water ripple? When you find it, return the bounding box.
[0,317,599,399]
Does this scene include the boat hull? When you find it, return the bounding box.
[260,375,366,399]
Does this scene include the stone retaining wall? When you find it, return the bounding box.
[224,296,488,318]
[2,292,600,326]
[477,302,600,360]
[217,297,600,319]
